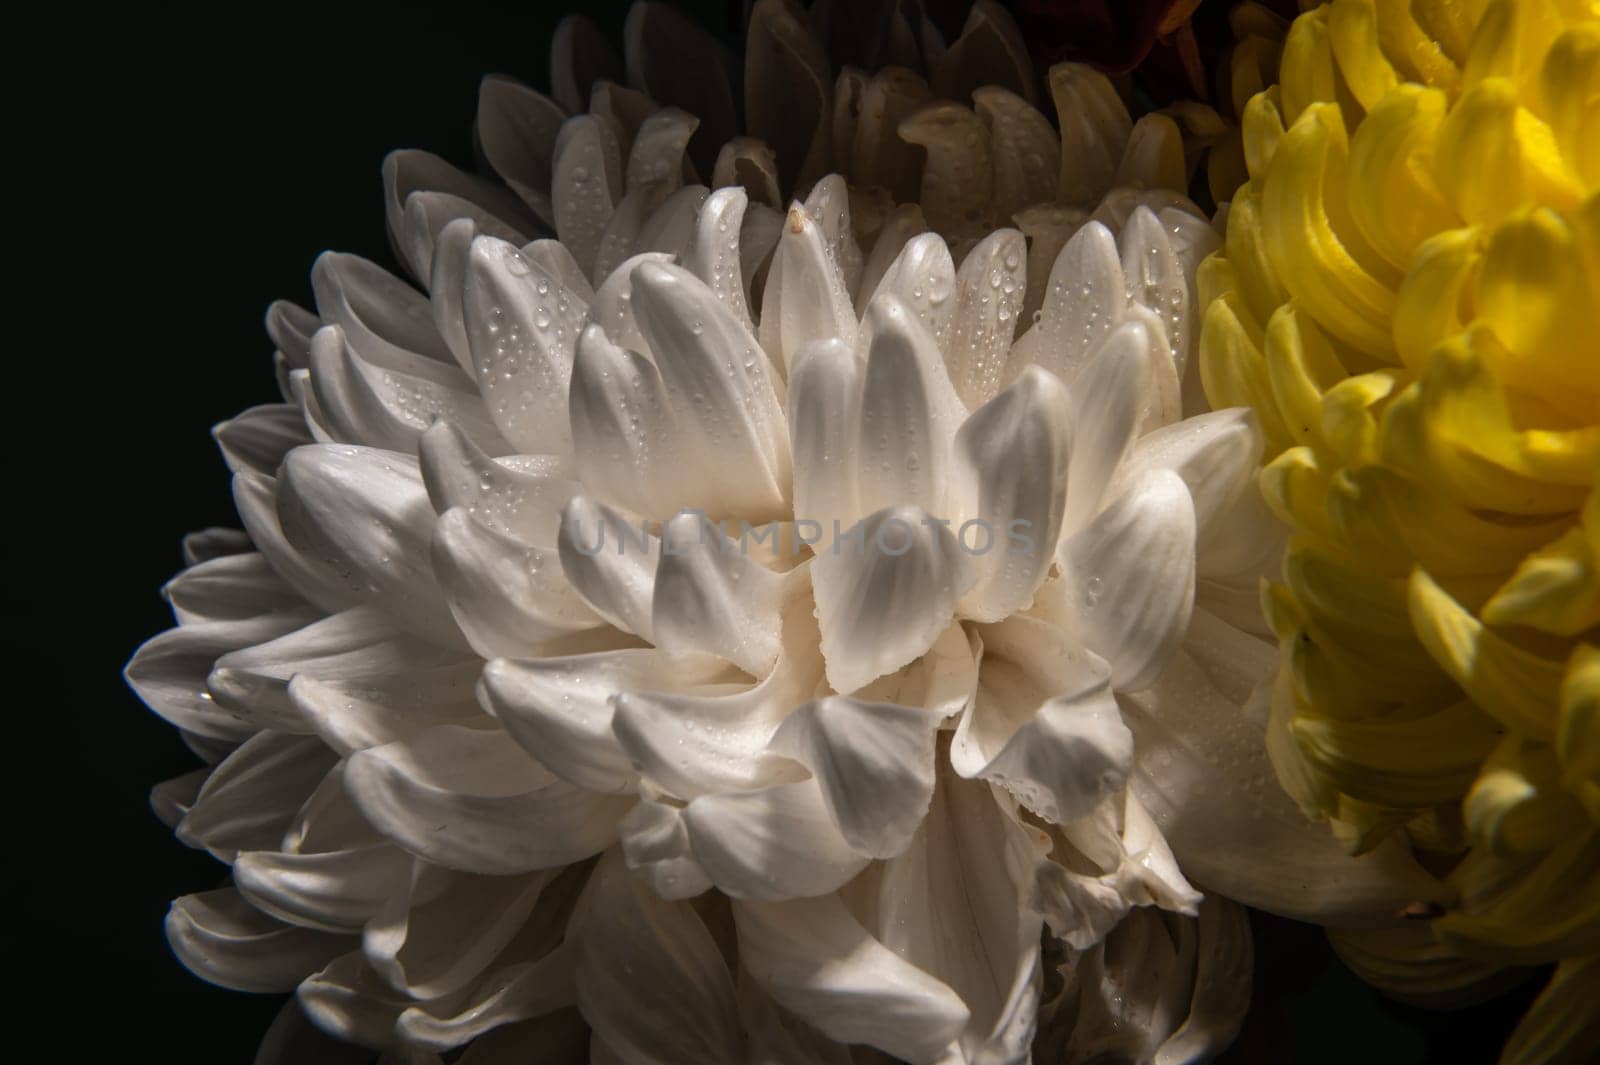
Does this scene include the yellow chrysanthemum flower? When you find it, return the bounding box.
[1199,0,1598,1059]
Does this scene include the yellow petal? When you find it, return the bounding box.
[1540,25,1600,186]
[1499,957,1600,1065]
[1465,735,1590,856]
[1328,0,1400,113]
[1408,568,1566,740]
[1372,0,1462,90]
[1473,207,1600,421]
[1346,84,1458,269]
[1380,332,1597,515]
[1264,303,1358,453]
[1435,828,1600,965]
[1435,77,1586,226]
[1261,102,1399,355]
[1482,524,1600,636]
[1280,5,1344,125]
[1393,226,1481,374]
[1199,291,1296,452]
[1328,465,1571,578]
[1558,645,1600,821]
[1294,698,1504,807]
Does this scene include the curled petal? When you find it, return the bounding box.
[1061,468,1196,691]
[344,724,633,875]
[735,893,970,1064]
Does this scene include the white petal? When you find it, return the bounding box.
[855,295,963,519]
[876,770,1043,1064]
[944,228,1027,410]
[897,101,993,238]
[289,672,480,758]
[1120,613,1453,926]
[767,696,945,858]
[167,888,350,993]
[1111,408,1264,549]
[636,184,710,265]
[1114,113,1188,194]
[566,322,684,519]
[476,75,566,224]
[759,205,858,380]
[276,445,463,647]
[1061,318,1153,535]
[363,865,551,1000]
[573,850,745,1065]
[1016,220,1129,390]
[683,186,755,328]
[181,526,252,567]
[430,218,479,374]
[612,590,822,797]
[418,421,577,546]
[164,551,301,625]
[1062,468,1196,691]
[800,176,864,300]
[631,260,790,520]
[591,183,672,293]
[786,337,863,535]
[933,0,1035,106]
[463,236,584,456]
[617,795,714,900]
[1151,896,1254,1065]
[625,107,697,192]
[1013,203,1087,330]
[311,251,453,367]
[856,203,929,312]
[711,137,783,209]
[431,507,604,659]
[746,0,832,193]
[518,239,595,306]
[622,1,738,174]
[734,893,970,1064]
[550,14,622,115]
[955,615,1131,824]
[954,365,1072,622]
[125,610,316,743]
[481,648,737,794]
[344,724,633,875]
[683,777,869,900]
[1119,205,1195,380]
[401,973,582,1055]
[208,606,477,734]
[973,86,1058,223]
[1049,64,1131,205]
[214,404,313,476]
[235,843,411,935]
[737,974,854,1065]
[177,732,338,859]
[150,768,207,829]
[382,149,538,282]
[266,300,318,369]
[296,952,410,1048]
[610,673,814,799]
[403,190,537,293]
[813,505,974,694]
[848,67,933,202]
[551,114,623,277]
[863,233,956,353]
[653,513,786,676]
[556,495,659,640]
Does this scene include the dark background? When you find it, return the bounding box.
[16,2,1539,1061]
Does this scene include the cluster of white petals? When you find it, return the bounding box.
[129,2,1451,1063]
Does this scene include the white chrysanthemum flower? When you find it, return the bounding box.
[128,5,1451,1063]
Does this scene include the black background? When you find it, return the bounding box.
[17,3,1540,1061]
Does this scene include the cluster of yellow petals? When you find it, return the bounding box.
[1199,0,1598,1058]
